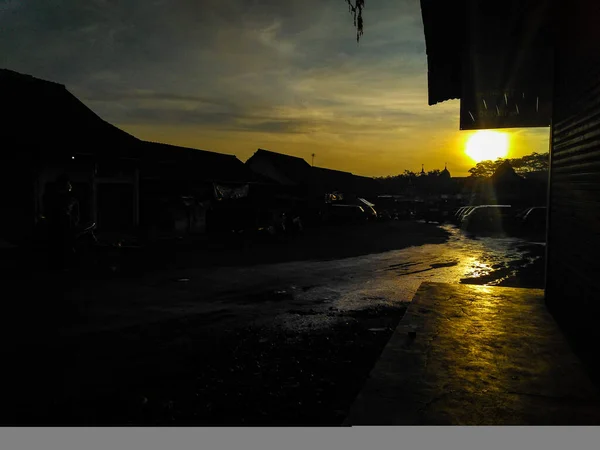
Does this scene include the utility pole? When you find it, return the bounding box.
[311,153,315,167]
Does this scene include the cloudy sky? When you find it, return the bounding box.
[1,0,549,176]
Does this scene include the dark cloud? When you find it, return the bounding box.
[2,0,424,85]
[2,0,501,176]
[77,89,238,108]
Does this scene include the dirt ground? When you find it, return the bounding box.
[0,220,546,425]
[3,304,406,425]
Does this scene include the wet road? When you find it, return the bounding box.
[7,223,546,425]
[75,224,545,335]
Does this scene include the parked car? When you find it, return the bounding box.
[422,205,444,223]
[363,204,378,220]
[520,206,547,235]
[456,206,477,224]
[449,206,474,225]
[461,205,513,234]
[395,208,414,220]
[513,207,531,221]
[357,200,377,220]
[377,210,392,221]
[325,204,368,224]
[452,206,469,224]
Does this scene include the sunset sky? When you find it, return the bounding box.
[1,0,550,177]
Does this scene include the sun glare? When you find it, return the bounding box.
[465,130,510,163]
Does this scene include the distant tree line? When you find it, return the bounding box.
[376,152,549,193]
[468,152,549,177]
[377,169,440,183]
[376,169,448,195]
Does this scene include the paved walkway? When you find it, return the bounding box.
[345,282,600,425]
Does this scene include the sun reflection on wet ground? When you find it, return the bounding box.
[464,257,493,279]
[264,224,545,333]
[346,282,600,425]
[72,222,545,336]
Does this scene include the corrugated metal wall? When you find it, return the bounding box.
[546,0,600,332]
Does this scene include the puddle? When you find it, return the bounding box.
[430,261,459,269]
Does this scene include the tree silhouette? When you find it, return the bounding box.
[468,152,549,178]
[346,0,365,42]
[509,152,549,173]
[468,160,504,178]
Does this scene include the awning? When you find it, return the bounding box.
[420,0,554,129]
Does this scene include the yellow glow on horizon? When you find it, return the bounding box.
[465,130,510,163]
[120,123,549,177]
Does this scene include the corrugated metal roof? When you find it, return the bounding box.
[311,166,355,192]
[1,68,139,158]
[420,0,554,126]
[139,140,251,183]
[420,0,466,105]
[246,148,313,186]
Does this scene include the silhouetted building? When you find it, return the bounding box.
[246,149,313,187]
[311,166,355,200]
[487,161,527,205]
[351,175,381,200]
[0,68,140,243]
[138,141,252,236]
[440,164,451,179]
[0,68,255,241]
[244,149,314,225]
[310,167,380,201]
[245,149,381,223]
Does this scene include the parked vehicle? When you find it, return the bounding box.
[325,204,368,224]
[461,205,513,234]
[452,206,470,224]
[395,208,414,220]
[455,206,476,224]
[520,206,547,235]
[422,205,444,223]
[357,198,378,220]
[513,207,531,221]
[377,210,392,221]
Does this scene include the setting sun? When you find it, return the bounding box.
[465,131,510,162]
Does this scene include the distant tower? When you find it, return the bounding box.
[420,164,425,175]
[312,153,315,167]
[441,162,451,179]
